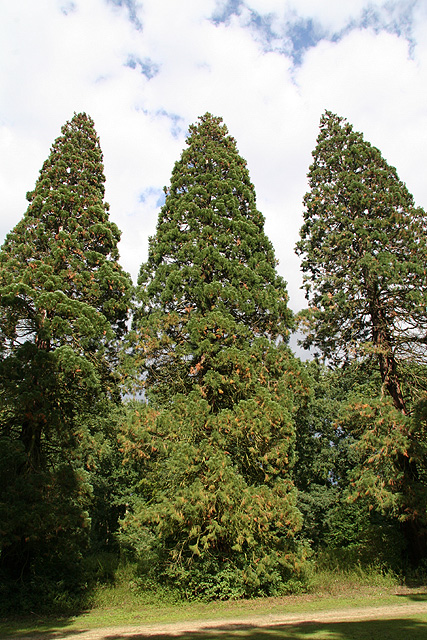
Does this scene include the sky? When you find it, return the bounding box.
[1,0,427,319]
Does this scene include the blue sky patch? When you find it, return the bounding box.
[211,0,243,25]
[210,1,417,67]
[156,192,166,208]
[322,1,417,56]
[105,0,142,30]
[60,2,76,16]
[155,110,186,139]
[285,18,325,65]
[126,55,160,80]
[248,10,276,49]
[139,187,165,208]
[360,1,416,50]
[211,3,326,65]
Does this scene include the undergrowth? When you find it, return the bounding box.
[2,549,425,620]
[85,552,401,612]
[88,560,183,609]
[307,547,401,596]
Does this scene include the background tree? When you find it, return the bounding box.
[294,360,404,570]
[296,111,427,563]
[121,113,307,598]
[0,112,132,605]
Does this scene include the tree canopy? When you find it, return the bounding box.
[133,112,292,404]
[0,112,132,589]
[2,108,427,611]
[296,110,427,412]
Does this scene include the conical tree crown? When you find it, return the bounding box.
[138,112,291,336]
[0,114,133,586]
[135,113,292,403]
[296,110,427,366]
[0,112,132,466]
[0,112,131,350]
[123,114,306,597]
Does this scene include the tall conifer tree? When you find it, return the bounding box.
[296,110,427,408]
[296,111,427,563]
[0,113,132,590]
[134,112,293,401]
[123,114,307,598]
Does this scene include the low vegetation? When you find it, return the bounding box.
[1,560,426,638]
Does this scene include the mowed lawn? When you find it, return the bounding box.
[1,585,426,640]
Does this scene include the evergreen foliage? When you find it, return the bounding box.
[132,112,292,403]
[296,111,427,563]
[296,110,427,410]
[121,113,307,598]
[295,361,404,569]
[0,113,132,598]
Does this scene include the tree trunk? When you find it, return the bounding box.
[19,418,42,472]
[367,288,427,564]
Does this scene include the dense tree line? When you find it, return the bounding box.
[0,110,426,611]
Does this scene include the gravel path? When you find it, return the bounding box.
[17,601,427,639]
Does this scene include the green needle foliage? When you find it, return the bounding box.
[0,113,132,603]
[122,113,307,598]
[296,111,427,564]
[133,112,292,403]
[296,110,427,409]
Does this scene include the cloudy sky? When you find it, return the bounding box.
[1,0,427,316]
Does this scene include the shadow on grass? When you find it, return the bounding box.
[396,592,427,601]
[101,617,427,640]
[0,615,86,639]
[2,616,427,640]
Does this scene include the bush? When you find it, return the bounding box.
[156,549,311,601]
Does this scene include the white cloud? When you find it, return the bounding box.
[297,28,427,200]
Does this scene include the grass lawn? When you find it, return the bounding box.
[1,581,426,639]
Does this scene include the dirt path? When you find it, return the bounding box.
[19,602,427,639]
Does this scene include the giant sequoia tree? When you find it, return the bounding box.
[296,111,427,563]
[133,112,293,402]
[296,110,427,409]
[0,113,132,590]
[122,113,307,597]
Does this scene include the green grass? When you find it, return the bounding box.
[150,614,427,640]
[1,563,426,639]
[2,595,427,640]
